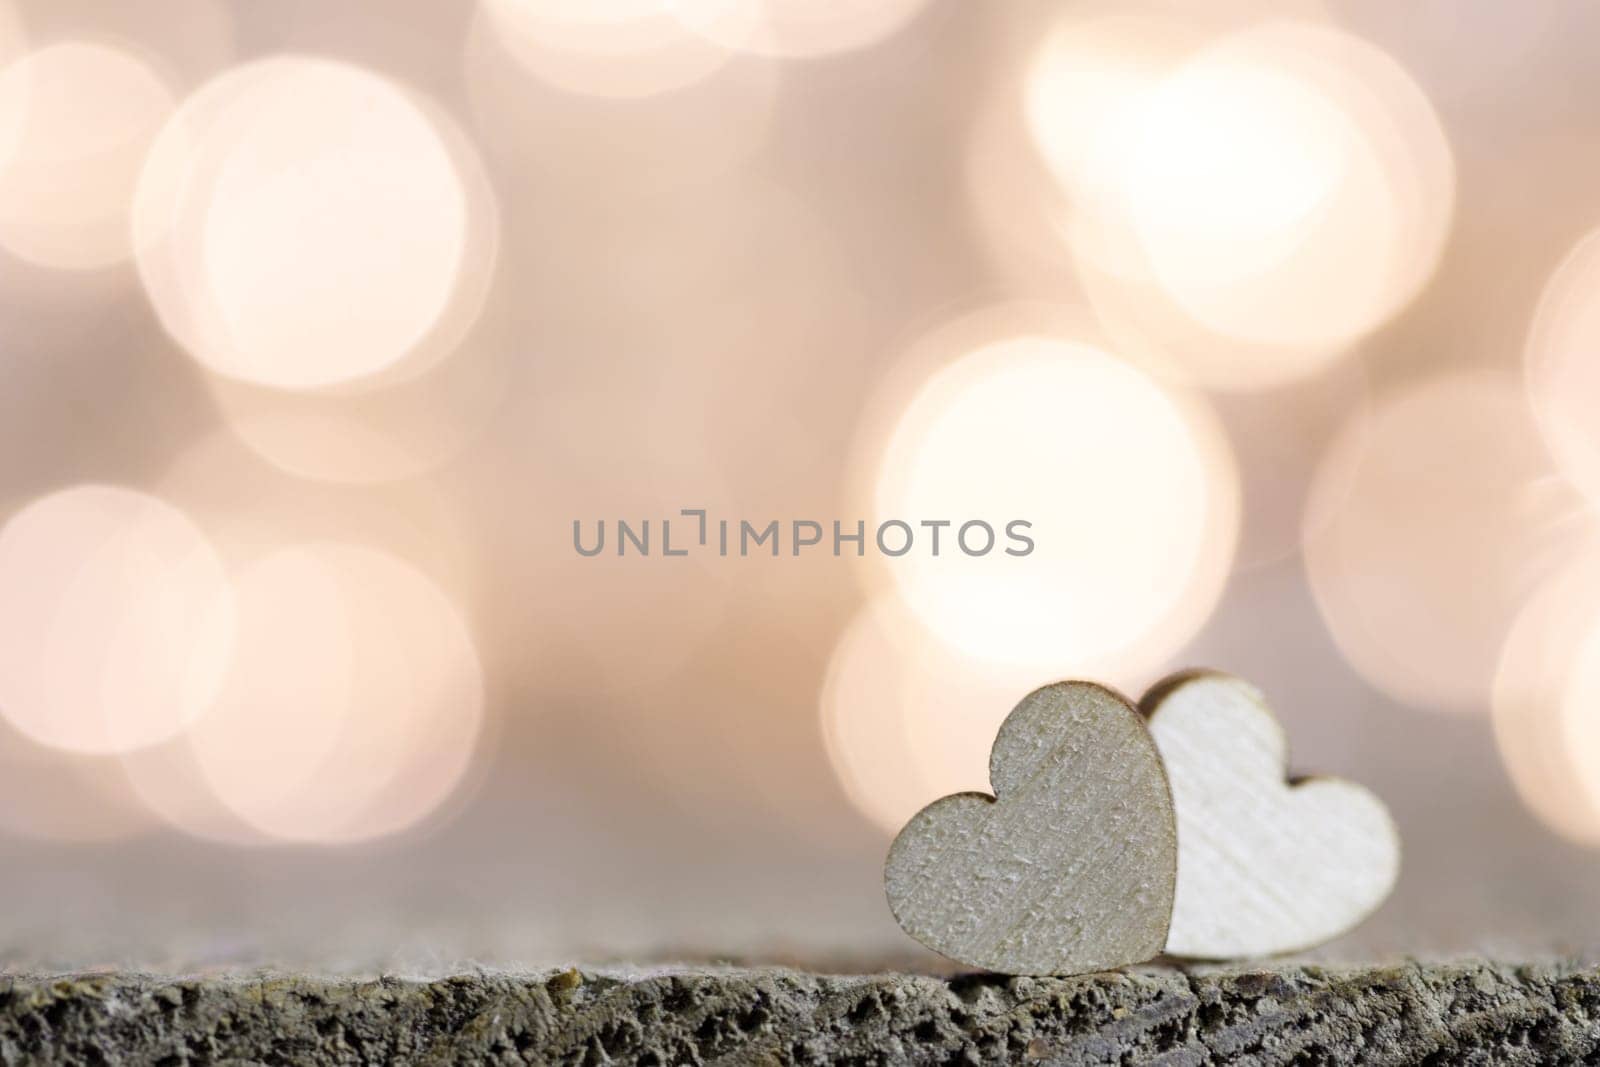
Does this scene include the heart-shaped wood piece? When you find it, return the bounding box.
[1141,670,1400,958]
[884,681,1177,975]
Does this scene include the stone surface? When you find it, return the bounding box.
[4,960,1600,1065]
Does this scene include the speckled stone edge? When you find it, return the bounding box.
[3,960,1600,1065]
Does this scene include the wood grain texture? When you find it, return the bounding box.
[884,681,1177,975]
[1142,670,1400,959]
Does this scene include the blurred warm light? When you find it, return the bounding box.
[11,0,233,87]
[0,0,21,75]
[604,179,869,508]
[969,9,1347,393]
[0,485,232,754]
[970,4,1328,325]
[820,600,938,835]
[119,734,268,846]
[188,543,483,845]
[206,330,511,485]
[672,0,930,59]
[1021,19,1453,381]
[1526,227,1600,510]
[995,13,1340,391]
[1121,24,1454,351]
[2,0,1598,954]
[1074,247,1350,394]
[477,0,733,98]
[464,8,775,191]
[866,317,1238,680]
[200,105,505,484]
[1562,601,1600,843]
[1492,550,1600,846]
[1215,358,1371,569]
[145,432,482,832]
[0,719,157,842]
[134,57,476,390]
[0,41,177,270]
[1305,373,1588,713]
[1328,0,1558,105]
[1020,13,1200,286]
[156,431,479,601]
[963,86,1084,301]
[819,597,1032,834]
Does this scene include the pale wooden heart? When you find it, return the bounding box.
[1141,670,1400,959]
[884,681,1177,975]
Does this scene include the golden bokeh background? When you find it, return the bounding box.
[3,0,1600,965]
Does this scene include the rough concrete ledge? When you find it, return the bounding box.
[3,960,1600,1065]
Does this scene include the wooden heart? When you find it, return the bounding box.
[1141,670,1400,958]
[884,681,1177,975]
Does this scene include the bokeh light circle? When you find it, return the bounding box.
[198,93,506,483]
[0,41,177,270]
[819,597,1036,834]
[1023,19,1454,371]
[119,733,269,846]
[1223,357,1374,568]
[0,721,158,842]
[672,0,930,59]
[187,543,483,844]
[478,0,734,98]
[1021,13,1201,286]
[1120,23,1454,350]
[1305,373,1586,713]
[205,330,512,485]
[1492,549,1600,846]
[154,429,479,607]
[134,57,472,390]
[464,6,776,194]
[1563,609,1600,841]
[1526,227,1600,509]
[0,485,233,754]
[868,323,1238,679]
